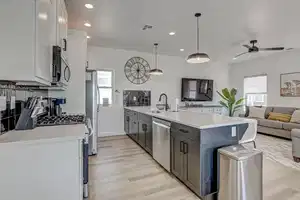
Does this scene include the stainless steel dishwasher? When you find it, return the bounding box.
[152,118,171,172]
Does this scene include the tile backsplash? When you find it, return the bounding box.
[0,83,48,134]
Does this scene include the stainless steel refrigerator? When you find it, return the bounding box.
[86,70,99,155]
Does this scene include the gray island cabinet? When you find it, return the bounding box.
[124,107,249,199]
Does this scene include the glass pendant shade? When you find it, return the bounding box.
[149,68,163,75]
[186,53,210,64]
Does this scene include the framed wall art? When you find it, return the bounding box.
[280,72,300,97]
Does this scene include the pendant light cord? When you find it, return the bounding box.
[196,15,199,52]
[154,43,158,69]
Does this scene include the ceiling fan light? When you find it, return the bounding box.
[149,68,163,76]
[186,53,210,64]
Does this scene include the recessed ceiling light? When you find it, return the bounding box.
[87,36,91,39]
[169,32,176,36]
[180,49,184,52]
[84,22,91,27]
[85,4,94,9]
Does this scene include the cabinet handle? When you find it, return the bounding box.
[183,143,188,154]
[142,124,147,132]
[179,128,189,133]
[63,38,67,51]
[133,122,137,125]
[180,141,184,152]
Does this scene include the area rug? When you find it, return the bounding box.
[247,134,300,171]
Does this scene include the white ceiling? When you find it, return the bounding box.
[66,0,300,62]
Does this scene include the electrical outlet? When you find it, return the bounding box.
[231,126,237,137]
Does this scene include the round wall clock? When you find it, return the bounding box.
[124,57,151,85]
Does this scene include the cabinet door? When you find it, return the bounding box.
[138,121,146,148]
[170,134,184,181]
[124,113,130,135]
[130,120,138,142]
[183,138,201,196]
[145,120,153,155]
[35,0,52,83]
[57,0,68,58]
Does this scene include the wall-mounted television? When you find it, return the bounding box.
[181,78,213,101]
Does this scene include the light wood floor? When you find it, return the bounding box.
[88,135,300,200]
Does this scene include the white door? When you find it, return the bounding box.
[35,0,52,83]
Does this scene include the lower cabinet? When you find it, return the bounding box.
[138,121,146,147]
[124,109,153,155]
[171,124,201,196]
[130,119,138,142]
[184,138,200,195]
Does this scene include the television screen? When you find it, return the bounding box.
[181,78,213,101]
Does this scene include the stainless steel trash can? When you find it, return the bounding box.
[218,145,263,200]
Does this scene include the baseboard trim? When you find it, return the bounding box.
[98,132,126,137]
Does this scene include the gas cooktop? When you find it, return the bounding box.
[37,115,86,126]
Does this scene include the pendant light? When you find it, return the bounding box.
[187,13,210,64]
[149,43,163,75]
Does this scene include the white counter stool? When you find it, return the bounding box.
[291,129,300,162]
[239,118,258,148]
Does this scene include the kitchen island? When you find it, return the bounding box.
[0,124,87,200]
[124,106,255,200]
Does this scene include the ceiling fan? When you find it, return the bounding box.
[233,40,291,60]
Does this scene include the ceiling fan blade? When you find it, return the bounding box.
[234,52,248,60]
[259,47,284,51]
[243,44,251,49]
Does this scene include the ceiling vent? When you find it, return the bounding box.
[142,25,153,31]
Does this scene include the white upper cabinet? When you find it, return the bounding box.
[56,0,68,60]
[35,0,53,83]
[0,0,53,85]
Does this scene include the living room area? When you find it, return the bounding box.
[229,47,300,199]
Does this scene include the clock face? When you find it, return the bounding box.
[124,57,151,85]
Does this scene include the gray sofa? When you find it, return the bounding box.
[241,106,300,139]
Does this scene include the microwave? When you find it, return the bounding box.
[52,46,71,86]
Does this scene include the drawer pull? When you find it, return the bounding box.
[179,128,189,133]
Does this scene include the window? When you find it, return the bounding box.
[97,70,113,105]
[244,75,267,107]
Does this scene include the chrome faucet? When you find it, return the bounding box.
[159,93,169,111]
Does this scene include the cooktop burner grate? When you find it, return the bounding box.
[37,115,86,126]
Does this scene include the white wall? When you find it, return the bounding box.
[229,49,300,107]
[49,30,87,114]
[88,46,229,136]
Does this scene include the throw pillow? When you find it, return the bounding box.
[291,110,300,124]
[268,112,291,122]
[248,107,266,119]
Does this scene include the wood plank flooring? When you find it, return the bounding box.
[88,135,300,200]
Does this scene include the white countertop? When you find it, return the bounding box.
[125,106,253,129]
[0,124,87,144]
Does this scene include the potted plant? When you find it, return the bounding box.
[217,88,245,117]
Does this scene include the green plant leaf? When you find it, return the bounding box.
[230,88,237,96]
[235,98,245,105]
[219,101,228,108]
[233,104,244,112]
[217,91,229,101]
[222,88,231,99]
[229,88,236,103]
